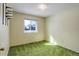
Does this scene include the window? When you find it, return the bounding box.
[24,19,37,33]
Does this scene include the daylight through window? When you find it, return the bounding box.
[24,19,37,32]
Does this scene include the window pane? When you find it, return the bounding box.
[31,21,37,31]
[24,20,31,31]
[24,20,37,33]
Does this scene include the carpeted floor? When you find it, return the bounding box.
[8,41,79,56]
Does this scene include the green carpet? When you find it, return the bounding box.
[8,41,79,56]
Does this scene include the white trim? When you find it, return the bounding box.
[24,19,38,33]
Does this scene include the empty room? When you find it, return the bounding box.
[0,3,79,56]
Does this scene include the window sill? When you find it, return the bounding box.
[24,31,37,33]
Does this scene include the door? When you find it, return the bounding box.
[0,3,9,56]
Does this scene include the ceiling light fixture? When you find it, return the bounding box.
[38,4,47,10]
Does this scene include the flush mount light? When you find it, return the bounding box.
[38,4,47,10]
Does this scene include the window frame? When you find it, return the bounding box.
[24,19,38,33]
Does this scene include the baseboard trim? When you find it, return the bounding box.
[9,40,79,54]
[10,40,47,48]
[58,45,79,54]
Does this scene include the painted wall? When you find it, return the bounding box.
[46,8,79,53]
[0,4,9,55]
[10,12,45,46]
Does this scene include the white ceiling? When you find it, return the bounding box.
[7,3,79,17]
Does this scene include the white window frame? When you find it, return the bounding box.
[24,19,38,33]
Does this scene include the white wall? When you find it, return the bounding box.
[10,12,45,46]
[0,4,9,56]
[46,8,79,53]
